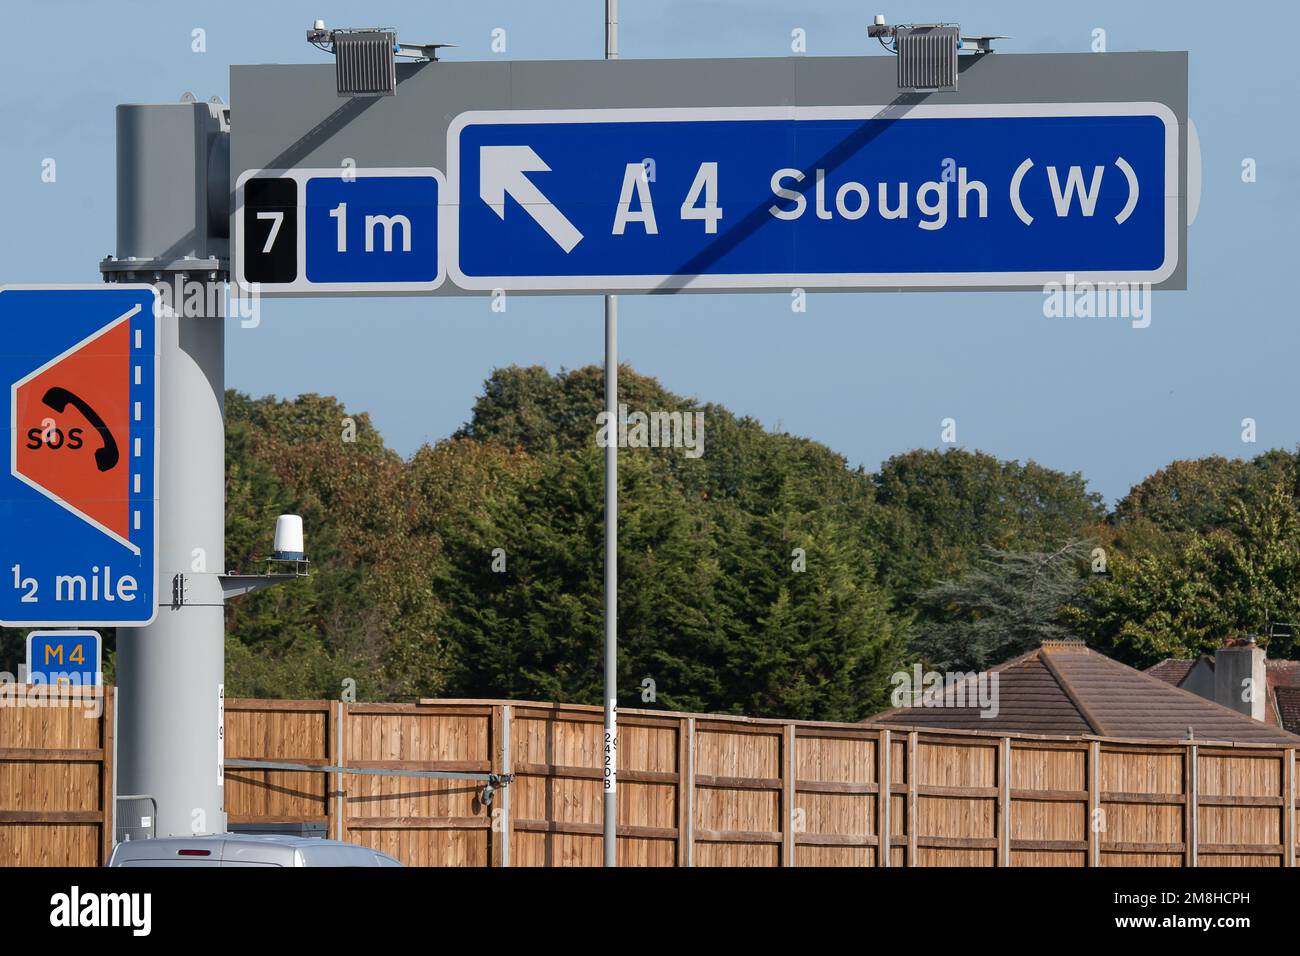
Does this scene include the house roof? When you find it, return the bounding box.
[1266,661,1300,734]
[1145,654,1300,734]
[871,640,1300,744]
[1276,688,1300,736]
[1143,657,1197,686]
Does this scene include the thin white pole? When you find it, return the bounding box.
[602,0,619,870]
[605,0,619,61]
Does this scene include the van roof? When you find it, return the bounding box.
[121,833,334,849]
[109,832,401,865]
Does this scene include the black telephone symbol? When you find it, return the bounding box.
[41,386,120,472]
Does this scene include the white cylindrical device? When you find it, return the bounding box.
[273,514,305,560]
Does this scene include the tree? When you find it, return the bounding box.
[711,490,907,719]
[432,445,729,708]
[219,371,911,717]
[910,540,1092,672]
[223,391,446,700]
[871,448,1106,607]
[1113,452,1298,535]
[28,364,1287,718]
[437,364,908,720]
[1071,484,1300,665]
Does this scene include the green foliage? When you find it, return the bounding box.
[709,488,905,719]
[1071,481,1300,665]
[19,362,1300,721]
[872,448,1106,606]
[437,367,906,720]
[223,392,445,700]
[911,540,1093,672]
[1113,452,1297,534]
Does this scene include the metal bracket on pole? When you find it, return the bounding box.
[223,758,514,807]
[100,256,226,283]
[219,559,311,600]
[171,573,189,608]
[218,574,308,600]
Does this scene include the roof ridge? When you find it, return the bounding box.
[1038,649,1108,735]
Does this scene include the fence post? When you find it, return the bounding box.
[999,737,1010,867]
[674,716,685,866]
[1287,749,1295,868]
[102,686,116,865]
[783,723,796,867]
[1088,741,1099,866]
[879,729,890,867]
[327,701,338,841]
[1187,743,1198,867]
[337,701,348,844]
[907,731,917,866]
[683,717,695,867]
[489,704,511,867]
[501,704,512,867]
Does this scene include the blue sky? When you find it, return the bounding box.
[0,0,1293,503]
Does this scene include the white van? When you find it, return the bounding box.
[108,833,403,867]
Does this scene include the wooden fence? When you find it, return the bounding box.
[225,698,1300,867]
[0,686,113,867]
[0,691,1294,866]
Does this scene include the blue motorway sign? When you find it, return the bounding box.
[447,104,1178,292]
[0,285,159,627]
[235,167,445,294]
[26,630,101,685]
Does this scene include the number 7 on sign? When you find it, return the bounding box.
[257,211,284,253]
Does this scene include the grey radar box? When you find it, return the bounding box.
[895,25,961,92]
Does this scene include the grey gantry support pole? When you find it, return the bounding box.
[602,0,620,869]
[102,98,231,839]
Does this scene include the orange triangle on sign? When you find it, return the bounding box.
[13,314,133,549]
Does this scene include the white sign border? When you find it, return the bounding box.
[445,102,1180,292]
[233,167,448,295]
[0,283,160,629]
[25,629,103,684]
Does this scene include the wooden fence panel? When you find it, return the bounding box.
[1098,745,1187,867]
[342,703,492,867]
[792,728,877,867]
[224,699,331,826]
[0,686,112,867]
[1196,748,1285,867]
[693,721,782,867]
[616,716,680,867]
[1008,742,1088,866]
[913,736,998,867]
[511,704,603,866]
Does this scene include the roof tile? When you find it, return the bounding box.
[1144,658,1196,686]
[1275,687,1300,735]
[872,644,1300,744]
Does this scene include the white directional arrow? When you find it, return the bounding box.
[479,145,584,253]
